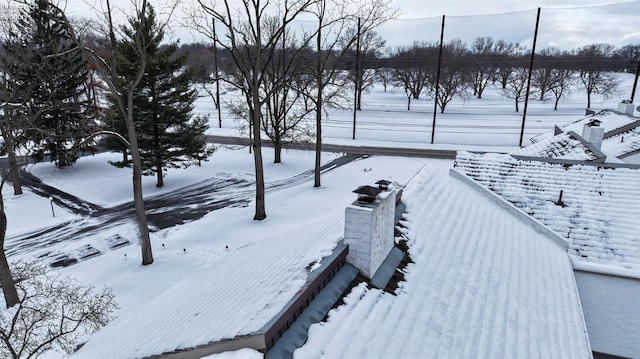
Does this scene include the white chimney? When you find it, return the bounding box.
[582,119,604,150]
[617,100,635,116]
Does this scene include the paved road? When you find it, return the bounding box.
[6,154,361,267]
[204,135,457,159]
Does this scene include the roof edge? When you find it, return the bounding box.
[571,257,640,280]
[510,154,640,169]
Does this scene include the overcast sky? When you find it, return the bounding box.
[60,0,640,50]
[385,0,640,49]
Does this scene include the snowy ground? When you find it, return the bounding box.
[197,73,638,148]
[1,72,637,358]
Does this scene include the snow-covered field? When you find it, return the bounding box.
[1,72,638,358]
[197,73,638,148]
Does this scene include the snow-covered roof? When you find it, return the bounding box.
[513,132,601,161]
[296,167,591,358]
[530,110,639,144]
[602,125,640,159]
[70,210,347,358]
[455,151,640,274]
[529,109,640,161]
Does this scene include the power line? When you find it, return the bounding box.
[394,0,640,20]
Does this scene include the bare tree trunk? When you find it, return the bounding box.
[125,97,154,264]
[0,196,19,308]
[252,88,266,220]
[124,45,153,263]
[155,164,163,187]
[3,127,22,195]
[274,127,282,164]
[120,0,153,264]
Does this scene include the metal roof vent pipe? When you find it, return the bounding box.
[582,119,604,150]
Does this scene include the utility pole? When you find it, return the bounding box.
[212,17,222,128]
[352,17,361,140]
[519,7,541,147]
[431,15,445,144]
[631,56,640,103]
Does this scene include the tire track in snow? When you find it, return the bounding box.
[8,154,361,267]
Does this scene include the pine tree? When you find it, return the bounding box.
[107,5,212,187]
[18,0,93,167]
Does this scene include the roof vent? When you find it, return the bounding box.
[353,185,382,204]
[587,119,601,127]
[375,179,392,191]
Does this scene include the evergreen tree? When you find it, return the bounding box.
[107,5,212,187]
[17,0,93,167]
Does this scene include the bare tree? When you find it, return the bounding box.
[41,0,161,264]
[503,67,530,112]
[308,0,396,187]
[0,2,45,196]
[261,38,315,163]
[342,28,386,110]
[469,36,495,99]
[494,40,522,89]
[548,68,575,110]
[575,43,620,108]
[391,42,435,110]
[426,39,469,113]
[0,171,19,308]
[375,66,392,92]
[0,262,116,358]
[0,80,26,197]
[614,44,640,73]
[531,47,564,101]
[549,68,576,111]
[92,0,155,264]
[190,0,320,220]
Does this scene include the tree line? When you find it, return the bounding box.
[182,35,638,115]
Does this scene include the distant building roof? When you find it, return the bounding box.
[530,109,640,161]
[296,167,591,358]
[513,132,601,161]
[531,110,638,144]
[601,125,640,160]
[455,151,640,274]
